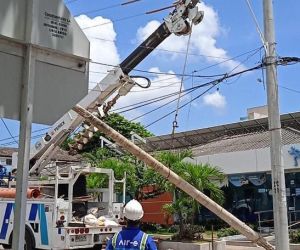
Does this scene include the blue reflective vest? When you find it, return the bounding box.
[106,227,157,250]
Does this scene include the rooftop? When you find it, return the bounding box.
[143,110,300,153]
[0,147,82,162]
[191,128,300,156]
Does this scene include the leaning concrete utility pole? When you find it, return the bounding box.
[73,105,274,250]
[263,0,289,249]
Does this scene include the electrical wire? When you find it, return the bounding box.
[90,60,236,79]
[75,0,143,16]
[145,84,217,128]
[1,133,46,147]
[193,47,263,74]
[89,36,229,60]
[113,81,217,115]
[0,127,49,143]
[131,76,151,88]
[186,71,195,129]
[144,63,264,128]
[279,85,300,94]
[1,118,19,146]
[82,13,146,30]
[130,85,201,122]
[88,46,263,83]
[89,36,264,64]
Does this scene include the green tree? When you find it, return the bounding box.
[181,162,225,224]
[146,151,225,236]
[82,113,153,152]
[61,113,154,198]
[83,148,139,198]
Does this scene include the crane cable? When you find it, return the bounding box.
[172,25,193,136]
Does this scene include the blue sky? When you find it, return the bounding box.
[1,0,300,148]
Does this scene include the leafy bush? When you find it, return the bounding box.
[173,224,205,240]
[217,227,239,238]
[201,219,228,230]
[141,223,158,233]
[167,225,179,233]
[290,230,300,243]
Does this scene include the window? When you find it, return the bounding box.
[6,159,12,165]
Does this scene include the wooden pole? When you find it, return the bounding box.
[73,105,274,250]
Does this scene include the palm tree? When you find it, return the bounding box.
[181,162,225,224]
[157,151,225,233]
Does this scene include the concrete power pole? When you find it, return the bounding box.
[263,0,290,249]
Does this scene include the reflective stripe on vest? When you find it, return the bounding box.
[112,232,119,248]
[111,232,148,250]
[140,233,148,250]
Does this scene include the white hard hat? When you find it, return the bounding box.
[123,199,144,221]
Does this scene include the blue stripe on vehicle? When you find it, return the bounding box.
[38,204,49,245]
[0,203,13,239]
[28,204,38,221]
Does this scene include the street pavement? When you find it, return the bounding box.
[226,246,263,250]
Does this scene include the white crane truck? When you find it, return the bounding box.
[1,0,204,249]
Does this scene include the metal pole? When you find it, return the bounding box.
[12,1,34,248]
[263,0,290,249]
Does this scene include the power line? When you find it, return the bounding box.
[88,47,263,83]
[130,85,200,122]
[0,127,49,144]
[145,84,216,128]
[1,118,19,146]
[1,133,45,147]
[82,13,145,30]
[89,35,263,62]
[144,63,264,128]
[279,85,300,94]
[75,0,143,16]
[90,60,236,79]
[193,47,263,73]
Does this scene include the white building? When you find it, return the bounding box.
[144,109,300,225]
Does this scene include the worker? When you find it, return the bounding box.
[106,199,157,250]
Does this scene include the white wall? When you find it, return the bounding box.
[191,143,300,175]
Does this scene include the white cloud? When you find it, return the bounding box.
[75,15,185,122]
[203,91,226,109]
[75,15,121,88]
[114,67,183,121]
[136,2,244,71]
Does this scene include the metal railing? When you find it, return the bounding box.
[254,209,300,233]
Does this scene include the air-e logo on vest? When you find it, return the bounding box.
[119,240,139,247]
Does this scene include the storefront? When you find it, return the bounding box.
[144,110,300,225]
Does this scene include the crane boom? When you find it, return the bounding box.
[19,0,204,174]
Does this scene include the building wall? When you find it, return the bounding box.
[191,143,300,174]
[140,186,173,225]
